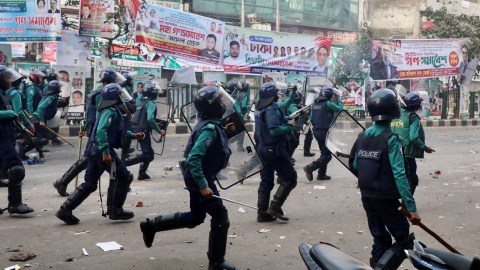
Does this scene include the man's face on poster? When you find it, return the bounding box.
[462,47,468,62]
[59,72,69,83]
[274,47,278,54]
[218,24,222,32]
[206,36,216,51]
[137,83,143,93]
[367,84,371,92]
[382,43,391,61]
[425,84,429,91]
[281,47,285,55]
[82,6,90,16]
[316,47,328,67]
[287,47,291,55]
[148,75,154,81]
[104,22,111,29]
[294,47,299,55]
[50,0,57,10]
[230,44,240,59]
[210,22,216,32]
[301,48,306,56]
[150,9,156,18]
[72,92,82,105]
[146,45,154,53]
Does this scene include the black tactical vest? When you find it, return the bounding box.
[132,99,157,131]
[0,91,15,138]
[311,99,334,130]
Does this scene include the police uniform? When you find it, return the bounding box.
[32,90,59,139]
[26,81,43,116]
[304,92,343,181]
[255,87,297,222]
[391,108,429,195]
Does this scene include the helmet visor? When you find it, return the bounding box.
[2,68,23,83]
[149,80,163,94]
[114,71,127,84]
[120,87,133,102]
[211,87,235,117]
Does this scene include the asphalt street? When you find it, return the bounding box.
[0,126,479,270]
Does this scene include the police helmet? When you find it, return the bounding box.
[239,80,249,93]
[367,89,401,121]
[294,90,303,104]
[98,83,123,111]
[44,80,67,95]
[255,82,277,110]
[0,66,23,90]
[402,92,422,110]
[194,86,229,119]
[45,69,59,82]
[121,72,134,86]
[314,86,334,102]
[142,82,161,100]
[99,68,126,85]
[225,80,240,95]
[29,70,46,84]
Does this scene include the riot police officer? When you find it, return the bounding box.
[25,70,46,116]
[353,89,420,269]
[0,66,34,215]
[122,72,134,95]
[55,83,144,224]
[124,82,165,180]
[225,80,249,152]
[140,86,238,270]
[53,69,128,197]
[303,86,343,181]
[41,68,64,146]
[254,82,297,222]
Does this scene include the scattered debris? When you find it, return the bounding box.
[150,257,155,260]
[435,171,441,175]
[314,186,326,190]
[136,201,143,207]
[24,264,31,268]
[164,166,173,171]
[9,252,36,262]
[356,230,366,234]
[185,241,192,243]
[74,230,90,235]
[96,241,123,252]
[7,249,21,252]
[439,216,445,219]
[337,232,344,235]
[279,236,286,240]
[65,258,75,262]
[228,235,238,238]
[276,245,281,247]
[258,229,271,233]
[4,265,20,270]
[237,207,246,213]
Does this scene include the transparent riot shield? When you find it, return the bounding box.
[180,90,263,189]
[326,110,365,175]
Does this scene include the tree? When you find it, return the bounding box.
[422,7,480,118]
[330,27,384,86]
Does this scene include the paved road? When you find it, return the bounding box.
[1,126,479,269]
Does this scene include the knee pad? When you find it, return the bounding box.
[39,138,48,146]
[212,212,230,230]
[286,180,298,190]
[8,165,25,182]
[79,182,98,194]
[145,152,155,163]
[374,236,393,247]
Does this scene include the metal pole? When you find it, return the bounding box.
[241,0,245,27]
[276,0,280,32]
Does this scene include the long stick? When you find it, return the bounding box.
[398,207,462,255]
[184,187,258,210]
[74,126,84,189]
[42,125,76,148]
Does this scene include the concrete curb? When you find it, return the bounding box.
[58,119,477,137]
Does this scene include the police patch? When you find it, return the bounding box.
[29,90,34,94]
[206,137,213,146]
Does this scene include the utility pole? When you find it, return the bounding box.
[276,0,279,32]
[241,0,244,27]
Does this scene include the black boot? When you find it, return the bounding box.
[303,163,319,181]
[7,166,34,215]
[121,137,133,160]
[138,162,151,181]
[207,217,238,270]
[109,173,134,220]
[303,131,315,157]
[267,184,295,221]
[17,140,32,161]
[55,186,92,224]
[123,154,143,167]
[53,156,88,196]
[140,212,184,248]
[257,189,276,222]
[316,162,331,180]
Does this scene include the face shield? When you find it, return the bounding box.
[305,87,321,106]
[120,87,133,102]
[45,80,68,95]
[149,80,164,95]
[1,68,23,83]
[214,86,236,117]
[18,68,30,78]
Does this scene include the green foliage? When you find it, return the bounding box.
[331,27,383,85]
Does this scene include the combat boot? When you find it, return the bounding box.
[7,166,34,215]
[138,162,151,181]
[140,212,184,248]
[53,156,88,196]
[267,183,296,221]
[303,163,319,181]
[257,189,276,222]
[304,151,316,157]
[316,163,331,180]
[109,173,134,220]
[207,215,238,270]
[55,186,92,224]
[17,139,30,161]
[303,133,315,157]
[121,137,134,160]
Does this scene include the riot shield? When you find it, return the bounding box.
[326,110,365,175]
[180,94,263,190]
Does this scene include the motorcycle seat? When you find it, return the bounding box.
[310,243,373,270]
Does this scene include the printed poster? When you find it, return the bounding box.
[94,58,117,89]
[53,65,87,125]
[460,85,469,118]
[42,42,56,64]
[223,26,332,76]
[0,44,12,66]
[0,0,61,42]
[262,72,285,84]
[11,43,25,58]
[369,39,464,80]
[340,78,364,110]
[16,62,50,73]
[131,66,162,99]
[79,0,115,38]
[286,74,307,93]
[427,80,443,116]
[135,3,224,65]
[57,31,92,76]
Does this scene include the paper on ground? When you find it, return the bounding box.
[96,241,123,251]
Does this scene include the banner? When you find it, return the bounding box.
[131,66,162,99]
[57,31,93,76]
[369,39,463,81]
[427,80,443,116]
[42,42,56,64]
[53,65,87,125]
[262,72,285,84]
[16,62,50,72]
[11,43,25,58]
[460,85,469,118]
[79,0,115,37]
[94,58,117,89]
[0,0,61,42]
[340,78,364,110]
[286,74,307,92]
[223,26,332,76]
[135,3,224,65]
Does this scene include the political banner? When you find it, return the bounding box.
[135,3,224,65]
[0,44,12,66]
[16,62,50,73]
[57,31,92,76]
[42,42,56,64]
[369,39,464,81]
[131,66,162,99]
[286,74,307,92]
[340,78,364,110]
[79,0,115,38]
[53,65,86,125]
[11,43,25,58]
[427,79,443,116]
[94,58,117,89]
[0,0,61,42]
[223,26,332,76]
[262,72,285,84]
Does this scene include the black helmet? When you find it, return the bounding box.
[29,70,46,84]
[315,86,334,101]
[98,83,123,111]
[121,72,134,86]
[256,82,277,110]
[402,92,422,110]
[225,80,240,95]
[239,80,249,93]
[45,69,59,82]
[294,90,303,104]
[44,80,67,95]
[99,68,126,85]
[0,66,23,90]
[194,86,228,119]
[367,89,401,121]
[142,82,160,100]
